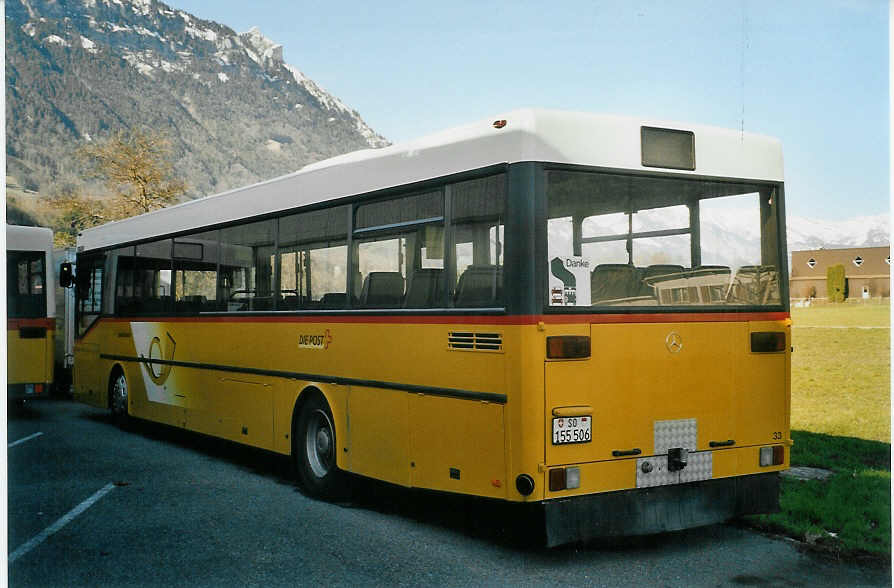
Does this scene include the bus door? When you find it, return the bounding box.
[72,251,107,403]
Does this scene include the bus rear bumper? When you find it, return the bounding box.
[8,382,52,401]
[541,472,780,547]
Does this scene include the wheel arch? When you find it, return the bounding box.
[290,384,349,470]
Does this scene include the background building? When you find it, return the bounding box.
[790,246,890,299]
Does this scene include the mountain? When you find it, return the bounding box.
[691,212,889,271]
[5,0,888,259]
[699,209,889,268]
[5,0,388,199]
[786,213,890,252]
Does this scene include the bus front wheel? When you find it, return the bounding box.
[293,393,346,499]
[109,368,130,428]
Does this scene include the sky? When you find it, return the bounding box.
[170,0,889,222]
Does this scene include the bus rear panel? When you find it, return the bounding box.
[7,226,56,400]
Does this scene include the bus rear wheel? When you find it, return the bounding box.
[293,393,346,499]
[109,369,129,428]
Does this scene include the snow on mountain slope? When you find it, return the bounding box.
[6,0,389,197]
[786,213,890,251]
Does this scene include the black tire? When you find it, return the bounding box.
[293,392,346,499]
[109,368,130,428]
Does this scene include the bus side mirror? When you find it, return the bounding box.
[60,262,75,288]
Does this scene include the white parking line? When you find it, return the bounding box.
[8,432,44,448]
[9,483,116,564]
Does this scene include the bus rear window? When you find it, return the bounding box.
[7,251,46,318]
[546,170,782,310]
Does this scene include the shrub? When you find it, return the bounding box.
[826,264,846,302]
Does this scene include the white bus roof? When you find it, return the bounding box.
[79,109,783,252]
[7,225,54,255]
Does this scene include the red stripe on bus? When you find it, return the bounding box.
[7,318,55,330]
[537,311,790,324]
[97,311,789,326]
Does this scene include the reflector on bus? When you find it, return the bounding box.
[641,126,695,171]
[546,336,590,359]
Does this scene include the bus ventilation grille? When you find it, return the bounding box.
[448,332,503,352]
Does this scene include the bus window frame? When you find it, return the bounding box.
[276,237,350,309]
[173,230,220,315]
[73,164,513,318]
[7,249,49,319]
[75,251,108,338]
[447,172,508,310]
[278,205,350,310]
[539,163,789,315]
[352,194,446,308]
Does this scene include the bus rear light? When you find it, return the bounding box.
[548,467,581,491]
[34,384,43,395]
[546,336,591,359]
[549,468,565,491]
[759,445,784,466]
[751,332,785,353]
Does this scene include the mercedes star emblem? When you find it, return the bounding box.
[665,332,683,353]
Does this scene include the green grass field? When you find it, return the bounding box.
[748,301,891,559]
[791,303,890,442]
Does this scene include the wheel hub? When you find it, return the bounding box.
[316,428,331,455]
[113,375,127,414]
[305,409,334,479]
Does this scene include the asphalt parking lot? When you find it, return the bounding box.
[7,399,891,587]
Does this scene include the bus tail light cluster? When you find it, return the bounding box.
[24,383,44,396]
[546,336,590,359]
[751,332,786,353]
[759,445,784,467]
[548,467,581,491]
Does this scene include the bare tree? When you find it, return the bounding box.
[47,185,107,247]
[78,127,187,216]
[46,128,187,245]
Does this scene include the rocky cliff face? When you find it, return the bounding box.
[5,0,388,198]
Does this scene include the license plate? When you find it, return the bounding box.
[552,416,592,445]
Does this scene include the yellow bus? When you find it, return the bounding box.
[70,110,789,545]
[7,225,56,400]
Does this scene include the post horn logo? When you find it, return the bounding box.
[665,331,683,354]
[146,332,176,385]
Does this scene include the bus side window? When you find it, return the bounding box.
[219,220,274,312]
[278,206,348,309]
[353,191,443,309]
[131,240,172,315]
[451,174,505,308]
[174,230,219,314]
[113,246,135,315]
